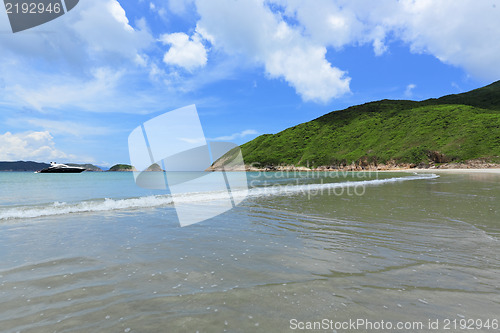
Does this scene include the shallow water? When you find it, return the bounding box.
[0,171,499,332]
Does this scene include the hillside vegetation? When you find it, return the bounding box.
[0,161,49,171]
[239,81,500,167]
[108,164,136,172]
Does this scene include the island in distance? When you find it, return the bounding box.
[107,163,164,172]
[0,161,103,172]
[0,162,165,172]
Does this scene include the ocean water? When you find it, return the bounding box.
[0,171,499,332]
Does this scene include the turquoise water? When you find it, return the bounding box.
[0,171,499,332]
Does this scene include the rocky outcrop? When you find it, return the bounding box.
[209,159,500,172]
[108,164,137,172]
[107,163,164,172]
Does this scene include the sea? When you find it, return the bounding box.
[0,170,499,332]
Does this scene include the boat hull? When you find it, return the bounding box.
[37,168,86,173]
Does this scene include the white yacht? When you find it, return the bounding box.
[35,162,86,173]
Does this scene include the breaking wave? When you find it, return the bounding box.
[0,173,438,221]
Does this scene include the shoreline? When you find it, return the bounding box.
[396,168,500,174]
[211,161,500,174]
[247,167,500,174]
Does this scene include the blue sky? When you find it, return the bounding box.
[0,0,499,166]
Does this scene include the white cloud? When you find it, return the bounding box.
[271,0,367,50]
[6,68,124,112]
[70,0,153,60]
[210,129,258,141]
[1,0,498,115]
[405,83,416,97]
[195,0,351,103]
[0,131,74,162]
[0,0,159,113]
[160,32,208,71]
[149,1,167,17]
[269,0,500,81]
[391,0,500,80]
[0,0,152,66]
[8,118,114,137]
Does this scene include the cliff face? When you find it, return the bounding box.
[233,81,500,169]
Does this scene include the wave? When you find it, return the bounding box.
[240,173,439,199]
[0,173,438,221]
[0,196,174,221]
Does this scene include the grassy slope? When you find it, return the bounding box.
[240,83,500,167]
[108,164,134,171]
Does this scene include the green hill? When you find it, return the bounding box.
[107,163,163,172]
[0,161,49,171]
[237,81,500,168]
[108,164,136,172]
[432,80,500,111]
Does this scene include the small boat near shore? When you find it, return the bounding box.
[35,162,86,174]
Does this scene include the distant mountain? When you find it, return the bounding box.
[108,164,137,172]
[0,161,103,172]
[107,163,163,172]
[0,161,50,171]
[145,163,164,172]
[217,80,500,169]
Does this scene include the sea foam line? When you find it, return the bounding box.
[0,174,438,220]
[239,173,439,200]
[0,196,174,221]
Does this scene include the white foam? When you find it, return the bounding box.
[0,174,438,220]
[235,173,440,200]
[0,196,173,220]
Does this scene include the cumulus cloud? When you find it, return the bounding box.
[0,0,152,66]
[268,0,500,81]
[1,0,498,113]
[70,0,153,61]
[271,0,368,50]
[195,0,351,103]
[391,0,500,80]
[0,0,156,112]
[0,131,74,161]
[160,32,208,71]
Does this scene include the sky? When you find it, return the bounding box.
[0,0,499,167]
